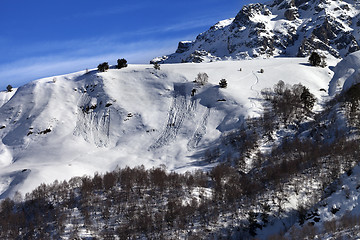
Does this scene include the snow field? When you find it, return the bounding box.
[0,57,335,198]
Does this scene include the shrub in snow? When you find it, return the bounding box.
[153,62,160,70]
[191,89,196,96]
[6,85,12,92]
[195,72,209,85]
[260,88,272,100]
[219,79,227,88]
[98,62,109,72]
[117,58,128,69]
[39,128,51,134]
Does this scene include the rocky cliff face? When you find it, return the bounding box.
[153,0,360,63]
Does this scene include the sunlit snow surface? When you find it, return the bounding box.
[0,58,335,198]
[329,51,360,96]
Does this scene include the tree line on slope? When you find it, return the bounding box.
[2,81,360,238]
[1,133,359,239]
[97,59,128,72]
[97,59,162,72]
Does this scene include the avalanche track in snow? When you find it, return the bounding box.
[149,83,196,150]
[187,107,211,151]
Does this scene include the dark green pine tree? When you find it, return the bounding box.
[117,58,128,69]
[300,86,316,112]
[309,52,322,67]
[6,85,13,92]
[219,79,227,88]
[98,62,109,72]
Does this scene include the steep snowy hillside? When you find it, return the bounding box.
[0,58,334,198]
[329,50,360,95]
[284,164,360,239]
[153,0,360,63]
[0,89,16,108]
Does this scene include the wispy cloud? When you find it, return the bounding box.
[1,14,216,70]
[5,16,210,63]
[132,19,213,36]
[0,8,229,91]
[132,13,232,36]
[0,39,178,90]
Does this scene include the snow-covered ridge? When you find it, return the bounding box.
[210,18,234,30]
[153,0,360,63]
[0,58,333,198]
[329,50,360,96]
[0,89,16,108]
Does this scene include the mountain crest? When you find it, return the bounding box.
[153,0,360,63]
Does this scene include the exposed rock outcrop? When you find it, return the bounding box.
[152,0,360,63]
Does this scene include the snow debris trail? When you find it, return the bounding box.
[73,78,111,147]
[149,83,195,150]
[0,141,12,166]
[187,107,211,150]
[0,170,30,199]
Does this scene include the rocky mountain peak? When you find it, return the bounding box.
[153,0,360,63]
[232,3,271,26]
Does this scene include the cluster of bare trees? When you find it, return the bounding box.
[269,212,360,239]
[343,83,360,129]
[261,80,316,127]
[0,166,250,239]
[1,128,358,239]
[264,81,360,239]
[221,126,259,170]
[214,80,360,236]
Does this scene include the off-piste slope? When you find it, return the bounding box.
[0,58,333,198]
[0,89,16,108]
[329,50,360,96]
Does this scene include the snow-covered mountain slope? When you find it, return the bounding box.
[329,50,360,96]
[0,89,16,108]
[0,58,334,198]
[153,0,360,63]
[287,163,360,239]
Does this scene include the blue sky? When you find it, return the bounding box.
[0,0,263,90]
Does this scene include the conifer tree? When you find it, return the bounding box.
[153,62,160,70]
[98,62,109,72]
[309,52,324,67]
[219,79,227,88]
[117,58,128,69]
[6,85,12,92]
